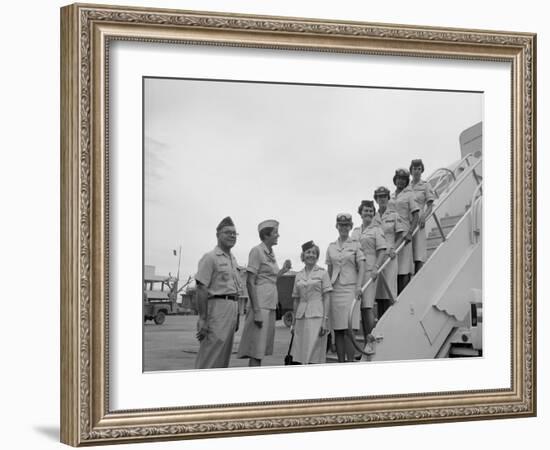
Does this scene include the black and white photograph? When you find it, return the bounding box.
[143,77,483,371]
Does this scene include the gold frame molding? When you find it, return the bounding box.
[60,3,536,446]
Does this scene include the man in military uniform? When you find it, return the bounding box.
[194,216,242,369]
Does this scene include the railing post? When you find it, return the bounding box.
[472,168,481,185]
[432,212,446,242]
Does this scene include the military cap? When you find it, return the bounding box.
[393,168,411,187]
[216,216,235,231]
[409,158,425,173]
[357,200,376,215]
[301,240,315,252]
[373,186,391,198]
[258,219,279,232]
[336,213,353,224]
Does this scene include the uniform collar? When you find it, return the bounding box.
[215,246,232,257]
[394,185,413,197]
[360,222,376,231]
[333,236,353,246]
[260,242,275,257]
[301,264,320,276]
[379,208,394,219]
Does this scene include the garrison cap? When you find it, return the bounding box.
[409,158,425,173]
[360,200,375,209]
[258,219,279,232]
[216,216,235,231]
[301,240,315,252]
[357,199,376,215]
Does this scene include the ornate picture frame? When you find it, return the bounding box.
[60,3,536,446]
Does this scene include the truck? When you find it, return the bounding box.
[143,266,178,325]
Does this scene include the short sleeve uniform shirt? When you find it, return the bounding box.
[325,238,366,286]
[247,242,280,310]
[410,179,435,211]
[392,186,420,233]
[292,265,332,319]
[374,209,400,249]
[351,224,387,270]
[195,246,242,296]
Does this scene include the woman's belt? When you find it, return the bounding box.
[208,294,239,301]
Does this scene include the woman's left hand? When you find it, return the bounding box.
[371,271,378,282]
[419,214,426,228]
[355,286,362,299]
[319,325,327,337]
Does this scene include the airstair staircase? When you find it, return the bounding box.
[349,153,483,361]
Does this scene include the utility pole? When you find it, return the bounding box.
[172,246,182,306]
[176,245,182,282]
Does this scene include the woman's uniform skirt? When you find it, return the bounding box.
[361,265,378,309]
[329,281,360,330]
[291,317,327,364]
[237,308,276,360]
[397,241,414,275]
[376,257,398,301]
[412,227,428,264]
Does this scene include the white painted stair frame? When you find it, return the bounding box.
[369,196,482,361]
[349,159,482,360]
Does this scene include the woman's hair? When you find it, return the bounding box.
[300,244,320,262]
[259,226,275,241]
[357,200,376,215]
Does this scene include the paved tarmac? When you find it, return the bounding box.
[144,314,357,371]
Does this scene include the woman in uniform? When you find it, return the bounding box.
[237,219,292,367]
[373,186,403,317]
[325,213,366,362]
[289,241,332,364]
[351,200,387,347]
[392,168,420,294]
[409,159,435,274]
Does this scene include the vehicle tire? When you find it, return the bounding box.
[154,311,166,325]
[282,311,294,328]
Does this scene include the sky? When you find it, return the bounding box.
[143,78,482,283]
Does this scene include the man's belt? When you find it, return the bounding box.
[208,294,239,301]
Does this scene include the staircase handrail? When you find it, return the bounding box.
[348,157,483,355]
[470,183,483,243]
[427,152,476,197]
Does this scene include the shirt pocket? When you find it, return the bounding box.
[216,262,233,283]
[295,279,308,297]
[342,247,356,262]
[309,275,324,293]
